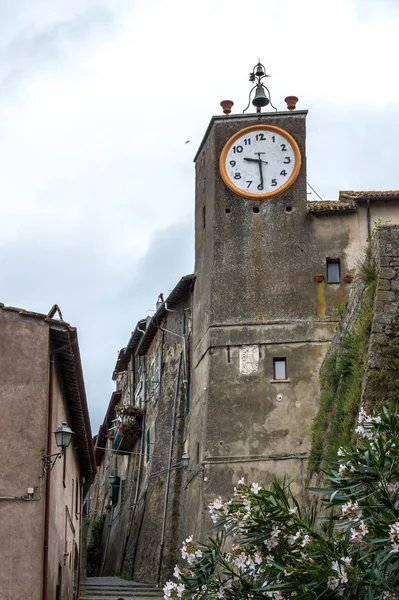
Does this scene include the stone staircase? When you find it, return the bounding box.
[80,577,163,600]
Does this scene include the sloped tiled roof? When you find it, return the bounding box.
[307,190,399,214]
[340,190,399,201]
[137,274,195,356]
[307,200,356,214]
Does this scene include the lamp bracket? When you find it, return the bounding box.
[42,449,64,475]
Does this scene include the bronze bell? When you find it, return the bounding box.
[255,63,265,77]
[252,85,269,108]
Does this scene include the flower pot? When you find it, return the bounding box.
[284,96,298,111]
[314,274,324,282]
[344,273,353,283]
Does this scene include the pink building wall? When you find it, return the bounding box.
[0,308,95,600]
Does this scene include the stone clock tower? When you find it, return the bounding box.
[184,62,356,540]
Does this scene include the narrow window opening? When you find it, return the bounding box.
[285,205,292,212]
[202,205,206,229]
[197,442,200,463]
[273,358,287,381]
[121,479,126,502]
[253,206,260,213]
[225,208,231,214]
[75,478,79,518]
[185,387,190,415]
[227,346,231,363]
[146,428,151,463]
[327,259,340,283]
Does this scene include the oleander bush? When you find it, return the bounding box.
[164,404,399,599]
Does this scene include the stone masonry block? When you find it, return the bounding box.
[379,257,391,267]
[376,291,396,303]
[378,279,391,291]
[379,267,396,280]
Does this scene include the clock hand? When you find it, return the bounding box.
[243,157,268,164]
[258,160,264,188]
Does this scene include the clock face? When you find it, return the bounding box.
[219,124,301,200]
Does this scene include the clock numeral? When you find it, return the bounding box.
[280,143,287,151]
[229,160,236,167]
[283,156,291,164]
[234,172,242,180]
[255,133,266,141]
[246,180,253,189]
[280,170,287,177]
[232,145,243,154]
[271,179,277,187]
[271,136,275,142]
[257,183,264,191]
[244,138,251,146]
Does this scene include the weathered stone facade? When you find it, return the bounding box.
[90,276,193,583]
[187,110,399,539]
[89,105,399,584]
[363,225,399,404]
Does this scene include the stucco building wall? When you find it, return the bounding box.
[0,308,95,600]
[0,311,48,600]
[47,366,82,600]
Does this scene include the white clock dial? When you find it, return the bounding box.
[219,125,301,200]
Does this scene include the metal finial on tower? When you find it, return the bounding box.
[243,59,277,114]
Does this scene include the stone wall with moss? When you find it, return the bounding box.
[309,225,399,474]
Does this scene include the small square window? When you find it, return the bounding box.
[273,358,287,381]
[327,259,340,283]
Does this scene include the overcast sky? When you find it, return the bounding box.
[1,0,398,432]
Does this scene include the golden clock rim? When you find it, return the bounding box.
[219,124,302,200]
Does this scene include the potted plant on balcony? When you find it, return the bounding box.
[114,404,143,450]
[116,403,143,423]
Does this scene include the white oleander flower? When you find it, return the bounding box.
[173,565,181,579]
[341,500,362,520]
[181,535,203,564]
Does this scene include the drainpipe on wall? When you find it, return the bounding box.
[76,476,85,600]
[157,351,182,586]
[42,355,55,600]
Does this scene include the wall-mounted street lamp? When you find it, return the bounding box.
[180,452,190,470]
[42,422,75,474]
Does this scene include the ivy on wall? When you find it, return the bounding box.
[309,279,376,473]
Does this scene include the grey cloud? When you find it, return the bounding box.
[306,103,399,199]
[0,4,114,91]
[0,217,193,432]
